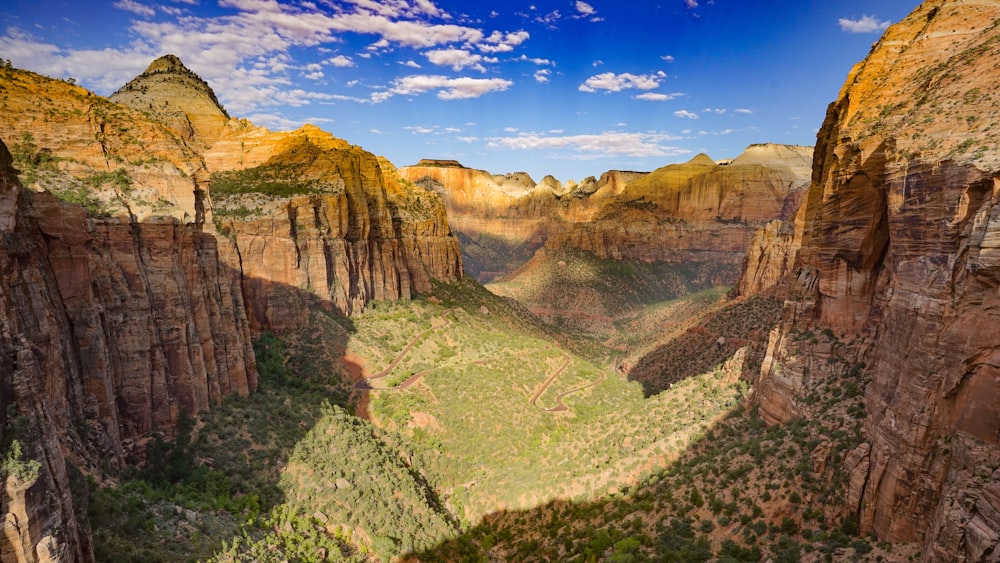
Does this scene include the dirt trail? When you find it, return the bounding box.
[353,308,607,412]
[354,310,457,391]
[528,350,607,412]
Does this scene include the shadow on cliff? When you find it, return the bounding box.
[193,276,361,510]
[627,296,784,397]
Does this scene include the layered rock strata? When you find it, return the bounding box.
[751,1,1000,559]
[399,159,644,280]
[0,136,257,561]
[0,55,463,562]
[206,125,463,326]
[550,146,812,267]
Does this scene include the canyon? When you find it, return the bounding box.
[3,0,1000,559]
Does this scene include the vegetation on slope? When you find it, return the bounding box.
[83,278,908,562]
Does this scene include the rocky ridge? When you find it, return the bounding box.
[746,1,1000,560]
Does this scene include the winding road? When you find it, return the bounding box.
[353,308,609,412]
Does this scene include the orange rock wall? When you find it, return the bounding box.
[751,1,1000,559]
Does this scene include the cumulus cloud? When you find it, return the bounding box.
[399,60,422,68]
[838,15,891,33]
[326,55,354,67]
[674,109,699,119]
[661,55,674,63]
[375,74,513,102]
[579,71,665,93]
[113,0,156,17]
[575,2,596,16]
[488,130,689,158]
[534,68,551,83]
[684,0,698,8]
[479,30,529,53]
[2,0,533,118]
[425,48,496,72]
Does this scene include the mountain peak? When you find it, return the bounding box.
[144,54,188,74]
[686,153,718,167]
[110,55,229,145]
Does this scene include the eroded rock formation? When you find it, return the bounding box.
[399,159,644,280]
[206,125,463,326]
[0,56,463,562]
[750,1,1000,559]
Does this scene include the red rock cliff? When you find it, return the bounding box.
[0,134,257,561]
[206,124,463,327]
[752,1,1000,559]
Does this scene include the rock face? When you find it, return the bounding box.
[399,159,644,280]
[0,57,462,562]
[546,146,812,269]
[750,1,1000,559]
[206,125,463,326]
[0,134,256,560]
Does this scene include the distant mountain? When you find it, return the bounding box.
[483,145,813,332]
[399,159,644,280]
[110,54,230,146]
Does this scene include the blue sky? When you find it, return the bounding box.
[2,0,918,181]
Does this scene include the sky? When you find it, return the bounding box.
[1,0,920,182]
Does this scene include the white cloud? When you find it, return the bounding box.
[399,60,422,68]
[534,68,551,83]
[635,92,682,102]
[674,109,699,119]
[575,2,596,16]
[704,107,726,114]
[479,30,529,53]
[113,0,156,17]
[838,15,891,33]
[425,48,496,72]
[405,126,435,134]
[661,55,674,63]
[2,0,533,117]
[516,54,553,66]
[684,0,698,8]
[326,55,354,67]
[734,108,753,114]
[579,71,663,93]
[375,74,513,102]
[489,130,689,158]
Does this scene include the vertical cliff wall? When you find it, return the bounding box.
[0,137,257,561]
[206,124,463,327]
[752,1,1000,559]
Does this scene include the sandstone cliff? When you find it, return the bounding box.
[399,159,643,280]
[750,1,1000,559]
[0,132,257,560]
[551,146,812,265]
[207,125,463,325]
[0,57,463,562]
